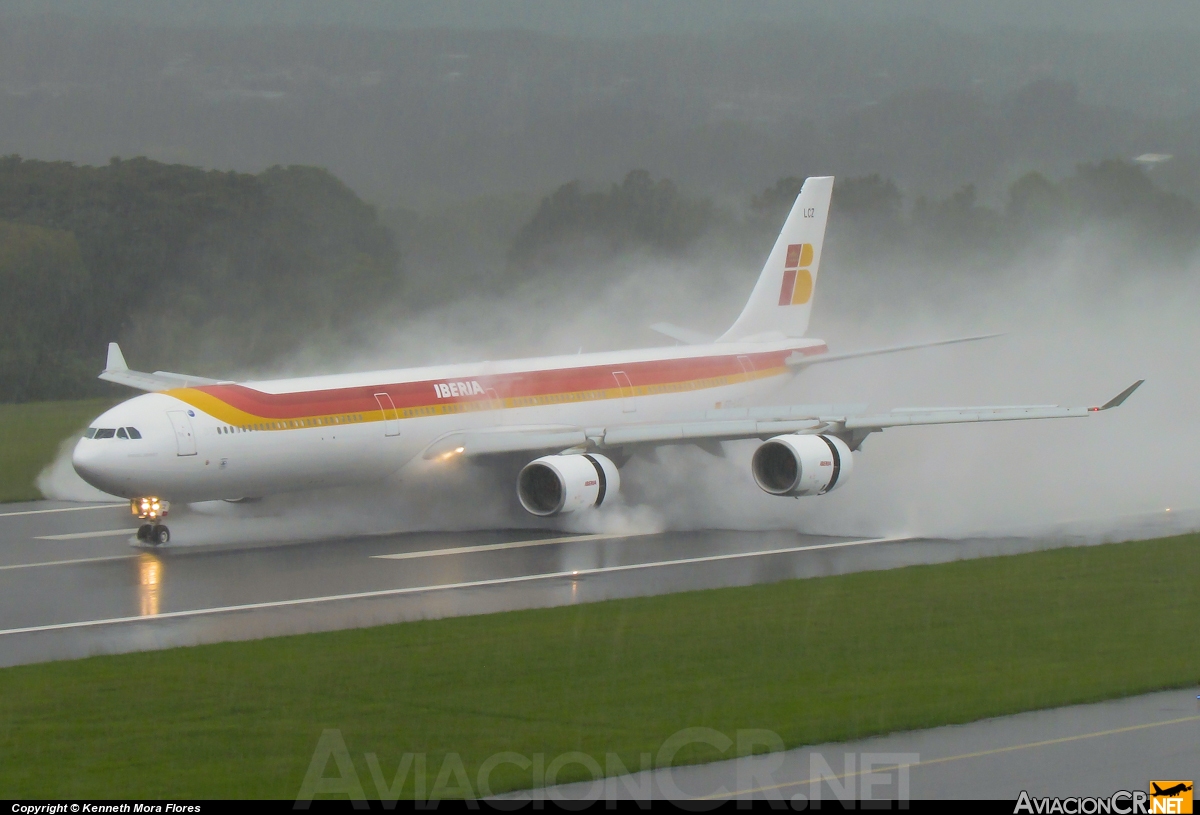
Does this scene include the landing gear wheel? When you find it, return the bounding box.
[151,525,170,546]
[137,524,153,542]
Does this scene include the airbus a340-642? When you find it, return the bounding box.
[72,177,1141,545]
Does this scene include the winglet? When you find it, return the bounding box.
[98,343,226,392]
[105,342,128,373]
[1097,380,1144,411]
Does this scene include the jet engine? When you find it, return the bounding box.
[517,453,620,516]
[751,434,853,497]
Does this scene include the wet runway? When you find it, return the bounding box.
[529,688,1200,802]
[0,500,1192,669]
[3,500,1197,802]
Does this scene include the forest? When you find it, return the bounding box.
[2,154,1195,403]
[0,156,397,401]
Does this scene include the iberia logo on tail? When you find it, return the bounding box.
[778,243,814,306]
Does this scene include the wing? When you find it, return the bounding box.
[97,342,229,391]
[423,382,1142,459]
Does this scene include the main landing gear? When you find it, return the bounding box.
[131,497,171,545]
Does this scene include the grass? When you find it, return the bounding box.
[0,398,116,502]
[0,533,1197,798]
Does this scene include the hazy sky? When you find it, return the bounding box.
[5,0,1200,35]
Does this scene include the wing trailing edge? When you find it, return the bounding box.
[421,382,1142,459]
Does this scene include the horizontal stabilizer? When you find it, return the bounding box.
[649,323,716,345]
[786,333,1003,368]
[98,342,227,392]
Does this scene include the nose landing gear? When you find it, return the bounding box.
[131,498,171,546]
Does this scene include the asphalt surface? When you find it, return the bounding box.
[0,500,1194,669]
[4,498,1176,669]
[2,499,1196,802]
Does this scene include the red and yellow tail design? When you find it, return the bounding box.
[720,176,833,342]
[778,243,815,306]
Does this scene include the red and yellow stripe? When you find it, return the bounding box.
[166,347,823,430]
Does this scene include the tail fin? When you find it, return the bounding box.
[718,176,834,342]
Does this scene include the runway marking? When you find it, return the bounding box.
[372,531,658,560]
[0,535,908,636]
[0,503,124,518]
[697,713,1200,799]
[35,528,139,541]
[0,554,139,571]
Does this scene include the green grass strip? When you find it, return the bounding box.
[0,398,117,502]
[1,534,1197,798]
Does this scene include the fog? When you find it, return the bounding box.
[12,2,1200,543]
[266,228,1197,541]
[5,4,1200,205]
[38,221,1198,544]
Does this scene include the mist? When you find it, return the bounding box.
[36,213,1197,546]
[12,3,1200,545]
[312,226,1195,541]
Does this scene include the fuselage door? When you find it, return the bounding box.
[166,410,197,456]
[374,392,401,437]
[737,355,756,379]
[612,370,636,413]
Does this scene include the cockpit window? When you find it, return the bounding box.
[83,428,97,439]
[126,427,142,439]
[93,428,116,439]
[116,428,128,439]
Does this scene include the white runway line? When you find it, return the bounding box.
[0,503,124,518]
[35,528,139,541]
[373,531,658,560]
[0,554,139,572]
[0,535,910,636]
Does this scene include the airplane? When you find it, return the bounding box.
[1152,783,1193,797]
[71,176,1143,545]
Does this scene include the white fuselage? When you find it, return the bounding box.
[72,338,825,502]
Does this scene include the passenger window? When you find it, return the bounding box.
[94,428,116,439]
[126,427,142,439]
[116,428,128,439]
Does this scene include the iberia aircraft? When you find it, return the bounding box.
[72,177,1142,545]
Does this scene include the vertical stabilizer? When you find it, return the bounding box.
[718,176,833,342]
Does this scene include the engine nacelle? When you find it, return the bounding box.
[751,434,853,497]
[517,453,620,516]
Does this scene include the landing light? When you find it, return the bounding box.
[132,497,169,521]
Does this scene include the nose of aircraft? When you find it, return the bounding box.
[71,436,115,493]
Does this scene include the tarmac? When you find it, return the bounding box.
[2,499,1196,802]
[2,498,1171,669]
